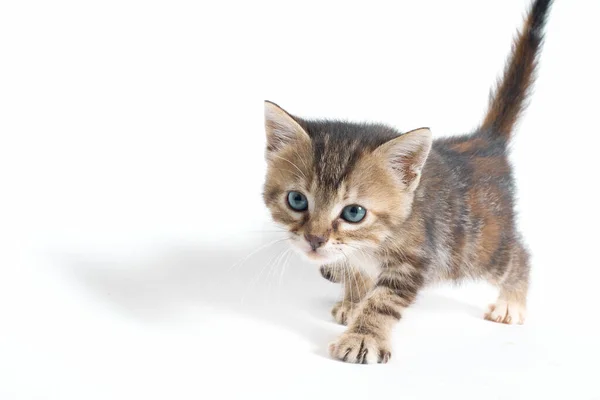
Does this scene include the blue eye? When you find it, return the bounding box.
[287,191,308,211]
[341,205,367,223]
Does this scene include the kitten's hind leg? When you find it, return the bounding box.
[484,243,529,325]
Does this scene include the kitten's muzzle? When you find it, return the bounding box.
[304,233,327,250]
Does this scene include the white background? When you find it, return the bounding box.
[1,0,599,399]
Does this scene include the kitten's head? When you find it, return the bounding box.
[262,101,432,265]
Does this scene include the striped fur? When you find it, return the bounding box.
[263,0,552,364]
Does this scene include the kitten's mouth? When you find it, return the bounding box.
[305,250,327,261]
[302,248,344,265]
[289,237,341,264]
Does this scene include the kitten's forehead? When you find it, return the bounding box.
[310,177,350,209]
[313,135,362,190]
[300,120,399,191]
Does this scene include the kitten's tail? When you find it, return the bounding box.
[480,0,553,141]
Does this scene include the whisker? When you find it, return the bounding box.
[271,154,307,180]
[240,247,286,304]
[277,249,294,299]
[265,248,291,299]
[227,237,289,274]
[271,166,305,182]
[292,146,310,173]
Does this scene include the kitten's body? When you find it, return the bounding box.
[263,0,552,364]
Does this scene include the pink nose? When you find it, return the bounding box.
[304,233,327,250]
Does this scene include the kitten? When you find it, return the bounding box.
[262,0,552,364]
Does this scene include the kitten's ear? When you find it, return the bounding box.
[264,101,310,160]
[375,128,432,191]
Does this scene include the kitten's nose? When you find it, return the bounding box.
[304,233,327,250]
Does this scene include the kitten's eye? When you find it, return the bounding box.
[341,205,367,223]
[287,191,308,211]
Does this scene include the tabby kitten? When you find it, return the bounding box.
[262,0,552,364]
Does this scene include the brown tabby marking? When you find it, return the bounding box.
[262,0,552,364]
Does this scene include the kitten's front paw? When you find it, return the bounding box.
[331,301,358,325]
[329,332,391,364]
[320,265,342,283]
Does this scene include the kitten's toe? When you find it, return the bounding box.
[329,332,391,364]
[331,301,358,325]
[484,300,526,325]
[320,265,341,283]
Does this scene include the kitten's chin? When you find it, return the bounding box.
[304,250,329,263]
[297,249,343,265]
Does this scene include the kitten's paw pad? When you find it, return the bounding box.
[329,332,391,364]
[320,265,341,283]
[484,300,526,325]
[331,301,358,325]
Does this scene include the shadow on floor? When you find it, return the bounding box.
[56,234,486,359]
